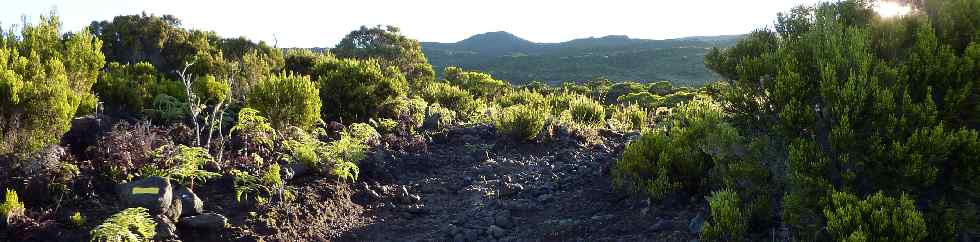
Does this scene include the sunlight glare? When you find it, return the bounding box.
[873,1,912,18]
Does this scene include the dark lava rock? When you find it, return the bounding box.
[174,184,203,216]
[179,213,228,230]
[153,214,179,241]
[118,176,179,220]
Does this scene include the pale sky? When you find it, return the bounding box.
[2,0,827,48]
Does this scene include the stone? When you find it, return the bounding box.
[463,228,479,242]
[118,177,177,219]
[494,211,514,229]
[174,184,203,216]
[649,219,672,232]
[500,183,524,197]
[688,212,705,234]
[487,225,506,239]
[153,214,179,241]
[179,213,228,230]
[536,194,553,203]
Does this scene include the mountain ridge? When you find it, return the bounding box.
[420,31,743,86]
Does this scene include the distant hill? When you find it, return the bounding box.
[422,32,743,86]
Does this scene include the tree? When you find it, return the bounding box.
[333,25,434,87]
[0,13,105,154]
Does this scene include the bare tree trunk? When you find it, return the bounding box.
[178,59,201,146]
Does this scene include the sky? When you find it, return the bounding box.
[1,0,827,48]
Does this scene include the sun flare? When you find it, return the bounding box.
[873,1,912,18]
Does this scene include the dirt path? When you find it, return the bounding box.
[337,125,703,242]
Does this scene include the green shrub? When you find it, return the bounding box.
[648,81,673,95]
[231,108,277,149]
[247,72,322,130]
[231,162,293,205]
[94,62,186,118]
[424,104,457,131]
[147,94,186,124]
[0,14,105,154]
[610,104,648,131]
[314,58,408,122]
[495,104,547,142]
[421,82,477,118]
[824,191,928,242]
[498,89,548,110]
[701,189,748,242]
[568,95,606,126]
[89,207,156,242]
[142,145,221,187]
[70,211,86,228]
[612,97,738,200]
[547,92,574,116]
[605,81,648,104]
[371,118,399,135]
[445,67,510,98]
[1,189,25,222]
[617,92,660,109]
[192,75,230,105]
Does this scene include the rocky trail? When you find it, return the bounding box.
[328,125,706,242]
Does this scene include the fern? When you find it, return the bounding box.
[0,188,25,220]
[90,207,156,242]
[144,145,220,187]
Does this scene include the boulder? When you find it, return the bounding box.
[179,213,228,230]
[688,212,705,234]
[153,214,179,241]
[173,184,203,216]
[118,177,179,219]
[487,225,506,239]
[494,210,513,229]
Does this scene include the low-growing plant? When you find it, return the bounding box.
[231,162,293,205]
[70,211,86,228]
[371,118,399,135]
[248,72,322,130]
[617,92,660,109]
[568,95,606,126]
[423,104,457,131]
[89,207,156,242]
[610,104,648,131]
[701,189,748,242]
[498,89,548,110]
[143,145,220,187]
[1,189,25,224]
[495,104,547,142]
[421,82,478,118]
[823,191,928,242]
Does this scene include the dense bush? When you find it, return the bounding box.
[247,72,322,130]
[610,104,648,131]
[420,82,478,119]
[333,25,435,86]
[612,97,739,200]
[495,104,547,142]
[191,75,230,105]
[89,207,156,242]
[567,95,606,126]
[605,81,648,104]
[94,62,185,117]
[444,67,510,98]
[617,92,660,109]
[314,58,408,122]
[823,191,928,242]
[0,14,105,154]
[648,81,673,95]
[498,89,548,110]
[700,189,747,242]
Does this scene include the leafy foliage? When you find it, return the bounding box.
[143,145,220,187]
[0,14,105,154]
[701,189,748,242]
[333,25,435,86]
[247,72,321,130]
[610,104,648,131]
[824,191,928,242]
[420,82,478,119]
[314,58,408,122]
[0,188,25,221]
[89,207,156,242]
[444,66,510,98]
[567,95,606,126]
[495,104,547,142]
